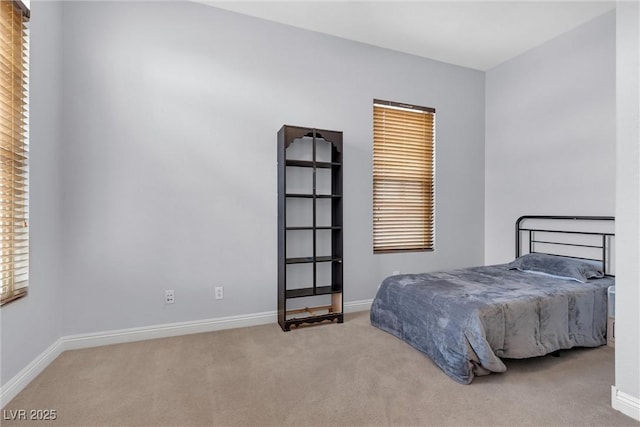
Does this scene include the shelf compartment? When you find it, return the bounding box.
[316,198,332,227]
[286,166,313,194]
[283,294,344,329]
[285,136,314,162]
[286,286,341,299]
[286,229,312,259]
[316,259,332,287]
[316,229,332,258]
[285,198,312,228]
[315,137,334,164]
[316,168,332,195]
[285,263,313,291]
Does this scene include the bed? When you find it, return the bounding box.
[370,216,615,384]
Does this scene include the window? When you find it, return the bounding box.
[1,1,30,306]
[373,99,435,253]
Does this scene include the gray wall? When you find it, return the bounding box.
[0,1,63,384]
[484,8,640,411]
[615,0,640,404]
[484,12,616,264]
[59,1,485,335]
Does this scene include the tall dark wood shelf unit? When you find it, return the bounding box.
[278,125,343,331]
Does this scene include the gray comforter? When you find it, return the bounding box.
[370,264,614,384]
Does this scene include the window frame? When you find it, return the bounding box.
[372,99,436,254]
[1,0,30,306]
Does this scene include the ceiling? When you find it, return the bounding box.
[201,1,615,71]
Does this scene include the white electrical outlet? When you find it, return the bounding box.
[392,270,401,276]
[165,290,174,304]
[215,286,224,300]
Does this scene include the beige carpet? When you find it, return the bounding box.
[2,311,638,427]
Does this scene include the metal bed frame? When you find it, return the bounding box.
[516,215,615,276]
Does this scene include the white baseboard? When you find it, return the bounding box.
[64,299,372,351]
[344,298,373,313]
[1,299,373,406]
[611,385,640,421]
[63,310,279,351]
[0,338,64,408]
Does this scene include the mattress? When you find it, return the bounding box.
[370,264,614,384]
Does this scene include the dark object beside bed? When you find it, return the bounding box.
[370,216,615,384]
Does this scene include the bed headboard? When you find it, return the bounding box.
[515,216,615,276]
